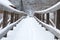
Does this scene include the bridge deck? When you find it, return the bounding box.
[1,16,54,40]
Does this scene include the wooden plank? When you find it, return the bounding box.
[3,11,8,37]
[3,11,8,28]
[42,14,45,27]
[34,13,41,20]
[15,14,19,21]
[46,13,49,24]
[10,13,15,30]
[42,14,44,22]
[0,10,3,13]
[0,10,12,15]
[11,13,14,23]
[56,9,60,29]
[39,14,41,20]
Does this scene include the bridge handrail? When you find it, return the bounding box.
[34,2,60,14]
[0,16,26,39]
[34,16,60,39]
[0,0,26,14]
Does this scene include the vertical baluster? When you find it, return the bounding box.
[42,14,44,27]
[11,13,14,23]
[42,14,44,22]
[46,13,49,31]
[46,13,49,24]
[54,12,57,28]
[15,14,19,21]
[3,11,8,37]
[34,13,41,20]
[39,14,41,20]
[14,14,20,27]
[56,9,60,29]
[34,13,38,18]
[10,12,14,30]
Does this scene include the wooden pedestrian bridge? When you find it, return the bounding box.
[0,0,60,40]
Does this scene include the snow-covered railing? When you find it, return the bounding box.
[0,16,26,39]
[34,16,60,39]
[34,2,60,14]
[0,0,26,14]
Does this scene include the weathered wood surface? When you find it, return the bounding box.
[46,13,49,24]
[3,11,8,37]
[3,11,8,28]
[56,9,60,29]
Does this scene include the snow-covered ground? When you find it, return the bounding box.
[1,16,54,40]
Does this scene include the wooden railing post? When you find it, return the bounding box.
[46,13,49,24]
[39,14,41,20]
[42,14,44,22]
[3,11,8,37]
[46,13,49,31]
[11,13,14,23]
[42,14,45,27]
[34,13,41,20]
[10,13,15,30]
[15,14,19,21]
[56,9,60,30]
[3,11,8,28]
[35,13,37,18]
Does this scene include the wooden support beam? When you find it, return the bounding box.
[14,14,20,27]
[34,13,41,20]
[42,14,44,22]
[45,13,49,31]
[56,9,60,29]
[0,10,4,13]
[46,13,49,24]
[11,13,14,23]
[39,14,41,20]
[10,13,15,30]
[3,11,8,28]
[42,14,45,27]
[15,14,19,21]
[3,11,8,37]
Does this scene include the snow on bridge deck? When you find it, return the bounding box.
[1,16,54,40]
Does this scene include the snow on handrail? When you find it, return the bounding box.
[0,0,26,14]
[34,2,60,14]
[34,16,60,39]
[0,16,26,39]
